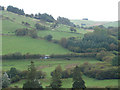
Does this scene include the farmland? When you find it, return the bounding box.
[2,35,71,55]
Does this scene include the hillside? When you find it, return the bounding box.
[103,21,118,27]
[71,19,108,27]
[2,11,74,55]
[2,36,71,55]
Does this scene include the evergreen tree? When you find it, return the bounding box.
[23,61,42,89]
[2,72,10,88]
[72,66,86,88]
[50,65,62,88]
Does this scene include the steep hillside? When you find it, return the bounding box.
[2,11,72,55]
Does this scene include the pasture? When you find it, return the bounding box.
[71,20,108,27]
[2,35,71,55]
[2,57,118,88]
[38,30,84,40]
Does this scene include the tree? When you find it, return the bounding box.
[7,5,25,15]
[72,66,86,88]
[29,30,38,39]
[70,27,76,32]
[45,35,53,41]
[35,23,48,30]
[2,72,10,88]
[112,56,120,66]
[57,16,76,27]
[15,28,28,36]
[50,65,62,88]
[60,38,67,48]
[23,61,42,89]
[7,67,19,78]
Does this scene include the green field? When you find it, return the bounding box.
[2,11,37,28]
[38,30,84,40]
[103,21,118,27]
[71,20,108,27]
[2,58,118,88]
[2,35,71,55]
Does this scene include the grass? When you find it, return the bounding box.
[38,30,84,40]
[2,57,99,71]
[2,35,71,55]
[4,58,118,88]
[2,11,37,28]
[71,20,108,27]
[103,21,118,27]
[2,19,27,34]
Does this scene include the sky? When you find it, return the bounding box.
[1,0,120,21]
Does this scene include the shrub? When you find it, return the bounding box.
[36,71,46,79]
[44,35,53,41]
[35,23,48,30]
[15,28,28,36]
[11,75,20,83]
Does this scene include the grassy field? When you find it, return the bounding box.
[103,21,118,27]
[2,11,37,28]
[71,20,108,27]
[2,35,71,55]
[38,30,84,40]
[2,19,27,34]
[2,58,118,88]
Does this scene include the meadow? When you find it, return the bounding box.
[38,30,84,40]
[2,57,118,88]
[2,35,71,55]
[71,20,108,27]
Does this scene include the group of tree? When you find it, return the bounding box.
[79,62,119,80]
[0,6,5,10]
[22,21,30,26]
[34,13,55,22]
[7,5,25,15]
[35,23,49,30]
[15,28,38,39]
[22,62,86,89]
[70,27,77,32]
[50,65,86,88]
[59,26,118,53]
[57,16,76,27]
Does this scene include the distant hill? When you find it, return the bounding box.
[103,21,118,27]
[70,19,109,27]
[71,19,119,28]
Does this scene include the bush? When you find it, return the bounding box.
[44,35,53,41]
[35,23,48,30]
[15,28,28,36]
[80,63,119,80]
[112,56,120,66]
[29,30,38,39]
[11,75,20,83]
[36,71,46,79]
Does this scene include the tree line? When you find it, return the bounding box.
[59,26,118,53]
[7,5,25,15]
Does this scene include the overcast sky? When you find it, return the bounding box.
[1,0,120,21]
